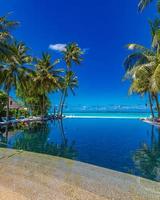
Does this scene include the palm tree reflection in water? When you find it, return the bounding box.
[134,125,160,181]
[0,120,77,160]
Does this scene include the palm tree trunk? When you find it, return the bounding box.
[29,102,31,114]
[6,90,10,122]
[42,94,45,121]
[60,89,67,116]
[58,90,65,116]
[4,90,10,138]
[158,128,160,148]
[5,125,9,141]
[58,92,63,115]
[154,94,160,118]
[148,92,154,120]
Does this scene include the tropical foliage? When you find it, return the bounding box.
[58,43,83,115]
[124,40,160,118]
[0,90,7,116]
[58,71,78,115]
[138,0,160,12]
[0,14,84,118]
[124,2,160,118]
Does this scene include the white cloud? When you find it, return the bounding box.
[49,43,66,52]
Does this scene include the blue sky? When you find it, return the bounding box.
[0,0,157,106]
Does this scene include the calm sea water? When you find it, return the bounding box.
[0,114,160,182]
[65,112,150,118]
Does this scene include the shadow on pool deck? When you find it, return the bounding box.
[0,148,160,200]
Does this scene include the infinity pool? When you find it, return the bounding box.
[0,118,159,182]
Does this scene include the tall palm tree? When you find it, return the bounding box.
[124,43,160,118]
[138,0,160,12]
[124,19,160,118]
[58,43,83,116]
[58,71,78,116]
[0,42,32,120]
[33,53,63,118]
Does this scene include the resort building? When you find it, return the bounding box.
[9,97,22,110]
[8,97,27,111]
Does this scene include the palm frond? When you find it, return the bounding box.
[124,52,148,71]
[157,0,160,12]
[127,44,154,54]
[138,0,154,12]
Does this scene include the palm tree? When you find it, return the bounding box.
[138,0,160,12]
[63,42,83,70]
[124,18,160,118]
[58,71,78,116]
[32,53,63,118]
[0,14,19,57]
[0,13,19,39]
[0,42,32,121]
[58,43,83,116]
[17,81,51,116]
[125,63,155,118]
[0,90,8,116]
[124,42,160,118]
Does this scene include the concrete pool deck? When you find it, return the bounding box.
[0,148,160,200]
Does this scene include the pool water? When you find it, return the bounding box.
[0,118,160,182]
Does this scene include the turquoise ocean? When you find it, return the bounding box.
[64,112,151,119]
